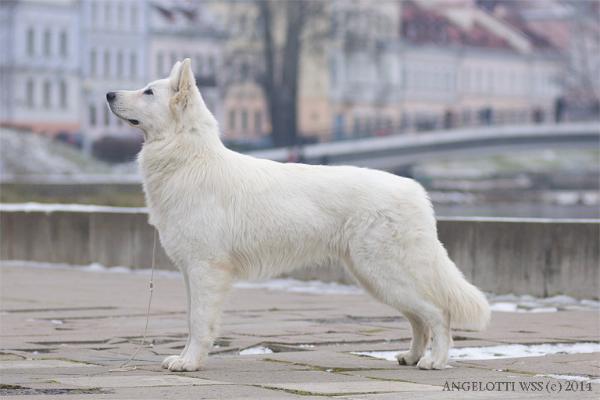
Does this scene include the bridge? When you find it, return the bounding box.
[248,122,600,171]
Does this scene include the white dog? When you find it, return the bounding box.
[107,59,490,372]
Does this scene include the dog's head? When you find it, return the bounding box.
[107,58,212,141]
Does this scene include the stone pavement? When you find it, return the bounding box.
[0,264,598,399]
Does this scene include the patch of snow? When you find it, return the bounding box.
[449,343,600,360]
[50,320,64,325]
[239,346,273,355]
[543,295,578,304]
[490,302,518,312]
[488,293,599,312]
[581,299,600,308]
[529,307,558,313]
[353,342,600,362]
[233,278,363,295]
[537,374,600,383]
[1,129,102,178]
[0,128,140,183]
[0,202,147,214]
[81,263,134,274]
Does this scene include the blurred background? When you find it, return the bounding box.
[0,0,599,218]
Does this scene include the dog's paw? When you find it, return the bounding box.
[396,351,420,366]
[162,355,202,372]
[416,355,446,370]
[161,355,180,369]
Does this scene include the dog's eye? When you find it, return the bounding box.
[143,88,153,95]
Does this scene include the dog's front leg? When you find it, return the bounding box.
[161,268,191,368]
[163,263,232,372]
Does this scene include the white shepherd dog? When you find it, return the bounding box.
[107,59,490,372]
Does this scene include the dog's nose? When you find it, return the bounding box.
[106,92,116,102]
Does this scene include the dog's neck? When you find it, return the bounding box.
[138,113,227,222]
[140,118,225,175]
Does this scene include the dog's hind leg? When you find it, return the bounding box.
[164,262,232,372]
[414,305,450,370]
[344,219,451,370]
[396,312,430,365]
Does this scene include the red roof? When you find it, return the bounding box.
[401,1,515,51]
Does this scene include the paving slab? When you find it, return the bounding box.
[53,374,230,388]
[261,380,439,395]
[1,264,599,399]
[0,359,97,370]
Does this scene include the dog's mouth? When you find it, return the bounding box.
[127,119,140,126]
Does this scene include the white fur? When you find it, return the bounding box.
[108,59,490,372]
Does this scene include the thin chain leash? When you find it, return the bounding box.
[108,229,158,372]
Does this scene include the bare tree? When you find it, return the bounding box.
[220,0,326,148]
[255,0,327,147]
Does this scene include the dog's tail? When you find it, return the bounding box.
[430,245,491,331]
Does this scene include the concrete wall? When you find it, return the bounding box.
[1,209,598,299]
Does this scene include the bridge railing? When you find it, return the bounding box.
[248,122,600,167]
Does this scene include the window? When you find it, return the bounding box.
[104,106,110,126]
[462,68,470,91]
[91,1,98,27]
[43,29,51,57]
[156,52,164,77]
[241,109,248,132]
[89,104,97,126]
[364,117,372,135]
[26,28,35,56]
[90,49,97,76]
[59,80,67,109]
[116,51,123,78]
[43,80,51,108]
[117,3,124,28]
[104,49,111,78]
[353,116,361,137]
[104,2,111,28]
[475,68,482,92]
[59,30,68,58]
[254,111,262,134]
[131,4,138,30]
[462,109,471,125]
[26,79,34,108]
[130,52,137,78]
[228,109,236,131]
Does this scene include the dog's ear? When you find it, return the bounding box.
[168,61,182,91]
[176,58,196,93]
[169,58,197,116]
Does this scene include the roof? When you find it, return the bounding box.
[402,0,557,53]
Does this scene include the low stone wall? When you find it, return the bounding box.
[1,207,598,299]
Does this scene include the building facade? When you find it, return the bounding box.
[0,0,224,145]
[148,1,224,127]
[325,0,562,141]
[0,0,80,135]
[0,0,567,147]
[79,0,150,143]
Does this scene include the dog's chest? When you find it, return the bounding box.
[146,185,229,263]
